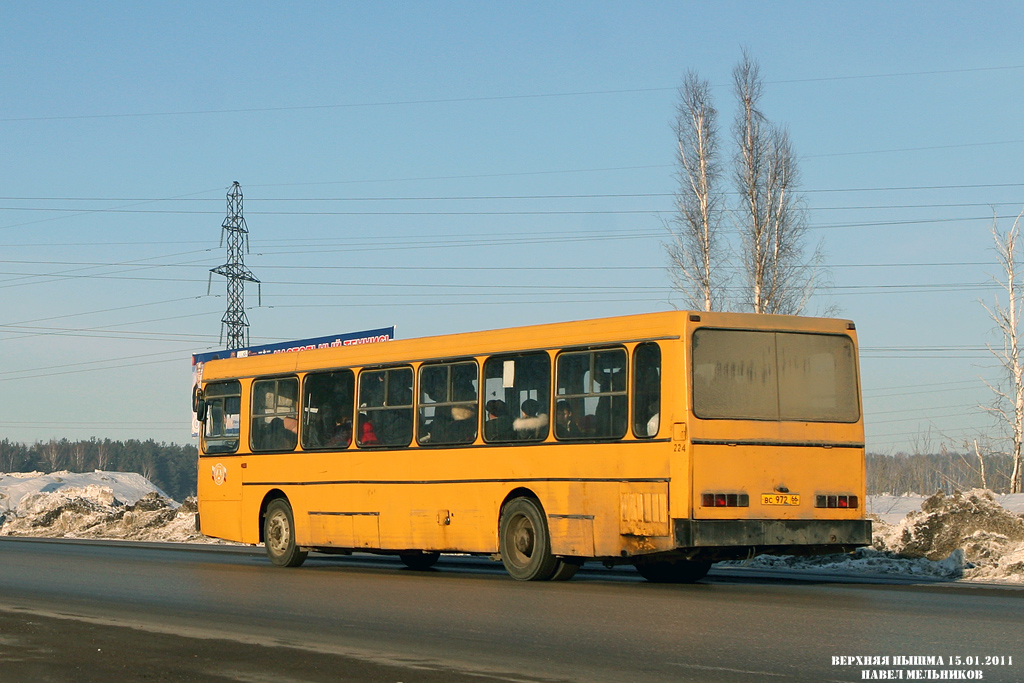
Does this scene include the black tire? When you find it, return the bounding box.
[499,497,561,581]
[634,558,712,583]
[264,499,308,567]
[399,551,441,570]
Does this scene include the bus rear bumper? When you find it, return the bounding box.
[673,518,872,559]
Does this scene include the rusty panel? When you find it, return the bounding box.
[548,516,595,556]
[619,484,670,536]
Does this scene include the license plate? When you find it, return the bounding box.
[761,493,800,506]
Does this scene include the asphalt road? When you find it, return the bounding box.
[0,537,1021,683]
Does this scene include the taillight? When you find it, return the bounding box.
[701,492,749,507]
[815,494,858,509]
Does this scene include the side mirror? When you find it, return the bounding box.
[192,386,208,422]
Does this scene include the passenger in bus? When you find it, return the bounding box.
[444,404,477,443]
[513,398,548,440]
[265,417,296,450]
[357,413,379,446]
[484,400,513,441]
[311,402,351,448]
[555,400,582,438]
[646,399,660,437]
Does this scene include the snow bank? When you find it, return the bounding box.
[872,489,1024,584]
[0,470,169,513]
[0,471,214,543]
[868,491,1024,524]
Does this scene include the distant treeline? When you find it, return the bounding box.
[867,451,1016,495]
[0,438,197,502]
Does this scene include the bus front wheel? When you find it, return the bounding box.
[499,497,562,581]
[264,499,308,568]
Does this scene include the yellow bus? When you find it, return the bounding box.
[192,310,870,582]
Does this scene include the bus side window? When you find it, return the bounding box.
[302,370,355,450]
[251,377,299,452]
[202,381,241,454]
[357,367,414,447]
[556,348,627,439]
[632,342,661,438]
[418,361,479,445]
[482,352,550,442]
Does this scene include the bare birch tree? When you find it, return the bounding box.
[732,51,823,314]
[981,207,1024,493]
[665,71,726,311]
[39,439,66,472]
[96,438,112,471]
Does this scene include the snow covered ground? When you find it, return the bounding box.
[0,470,210,543]
[2,471,1024,583]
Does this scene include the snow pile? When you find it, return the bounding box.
[0,470,169,513]
[868,491,1024,524]
[0,471,213,543]
[872,489,1024,583]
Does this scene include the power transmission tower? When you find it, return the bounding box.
[209,181,261,349]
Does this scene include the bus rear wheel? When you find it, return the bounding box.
[399,551,441,570]
[499,497,563,581]
[634,558,712,583]
[264,499,308,568]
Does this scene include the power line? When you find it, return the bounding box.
[3,64,1021,123]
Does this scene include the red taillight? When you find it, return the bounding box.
[701,492,749,507]
[815,494,858,509]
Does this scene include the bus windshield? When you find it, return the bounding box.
[691,329,859,423]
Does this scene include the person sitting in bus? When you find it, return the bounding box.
[444,404,477,443]
[357,413,379,446]
[264,417,296,450]
[313,402,351,448]
[646,399,660,437]
[555,400,582,438]
[484,400,513,441]
[513,398,548,440]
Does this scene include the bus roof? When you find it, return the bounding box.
[198,310,855,382]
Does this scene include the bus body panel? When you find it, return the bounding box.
[690,443,866,520]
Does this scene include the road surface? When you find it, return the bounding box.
[0,537,1021,682]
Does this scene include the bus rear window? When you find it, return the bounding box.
[692,329,859,423]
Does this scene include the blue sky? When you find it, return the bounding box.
[1,2,1023,454]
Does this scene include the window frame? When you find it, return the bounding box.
[691,328,861,423]
[301,369,356,451]
[631,342,662,439]
[356,365,415,448]
[200,380,241,455]
[481,351,551,443]
[554,345,629,441]
[417,359,480,446]
[250,375,300,453]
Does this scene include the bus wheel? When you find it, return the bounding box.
[634,559,711,583]
[499,497,560,581]
[264,499,308,568]
[399,551,440,570]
